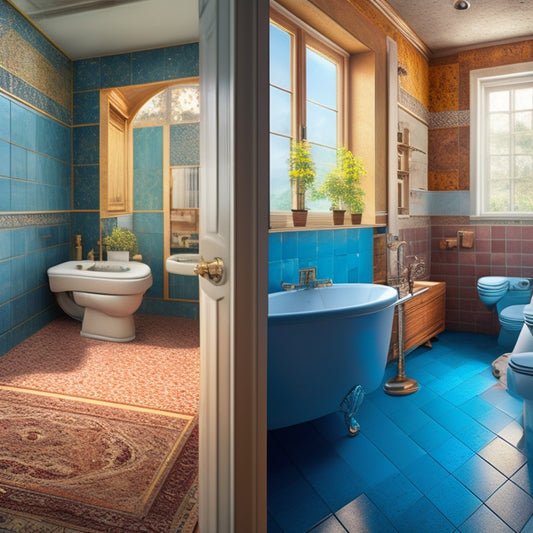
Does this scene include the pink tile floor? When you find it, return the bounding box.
[0,314,200,415]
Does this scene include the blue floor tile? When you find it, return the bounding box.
[401,453,449,494]
[426,475,482,527]
[430,435,475,473]
[410,418,452,452]
[457,504,514,533]
[395,496,454,533]
[366,471,422,523]
[485,480,533,532]
[478,437,527,477]
[335,493,396,533]
[267,331,533,533]
[453,454,507,501]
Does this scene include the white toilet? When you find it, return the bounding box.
[506,304,533,452]
[47,260,153,342]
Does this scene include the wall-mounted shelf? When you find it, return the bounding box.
[397,128,410,215]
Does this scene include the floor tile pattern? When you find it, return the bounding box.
[268,332,533,532]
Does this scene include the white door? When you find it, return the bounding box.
[198,0,269,531]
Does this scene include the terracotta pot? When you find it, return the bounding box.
[332,209,346,225]
[351,213,362,225]
[291,209,308,227]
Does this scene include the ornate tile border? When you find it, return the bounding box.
[429,110,470,129]
[399,88,430,124]
[0,212,69,229]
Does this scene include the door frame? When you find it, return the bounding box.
[198,0,269,530]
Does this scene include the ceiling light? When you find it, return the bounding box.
[453,0,471,10]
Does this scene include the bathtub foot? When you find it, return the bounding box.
[340,385,365,437]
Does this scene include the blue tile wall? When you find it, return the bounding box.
[133,127,164,210]
[268,228,374,293]
[0,1,72,124]
[72,42,200,319]
[0,214,70,357]
[133,212,164,298]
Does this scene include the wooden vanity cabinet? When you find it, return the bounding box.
[387,281,446,362]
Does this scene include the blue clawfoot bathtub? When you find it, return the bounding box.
[268,283,398,434]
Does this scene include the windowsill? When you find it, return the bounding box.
[269,211,385,232]
[470,215,533,225]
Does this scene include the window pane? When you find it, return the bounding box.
[306,144,336,211]
[489,90,509,112]
[270,134,291,211]
[306,47,336,108]
[170,86,200,123]
[515,133,533,154]
[515,88,533,111]
[515,179,533,211]
[514,110,532,131]
[270,86,291,136]
[515,155,533,178]
[488,180,510,212]
[134,91,166,124]
[270,24,291,90]
[489,134,510,155]
[489,113,509,135]
[490,155,509,179]
[306,101,337,147]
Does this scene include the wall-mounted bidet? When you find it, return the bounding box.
[477,276,532,349]
[47,260,153,342]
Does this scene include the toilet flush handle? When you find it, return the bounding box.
[194,257,224,284]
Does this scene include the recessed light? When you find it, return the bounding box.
[453,0,471,10]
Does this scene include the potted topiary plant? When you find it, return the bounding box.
[288,139,316,227]
[315,147,365,225]
[102,227,139,261]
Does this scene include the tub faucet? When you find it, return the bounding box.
[282,267,332,290]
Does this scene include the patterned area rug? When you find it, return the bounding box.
[0,387,198,532]
[0,315,200,532]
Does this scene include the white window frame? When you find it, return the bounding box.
[470,61,533,220]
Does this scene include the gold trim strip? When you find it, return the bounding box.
[0,384,194,419]
[0,86,70,128]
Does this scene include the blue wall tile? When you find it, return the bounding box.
[165,44,200,79]
[101,53,132,88]
[0,94,10,140]
[74,90,100,125]
[74,58,101,91]
[132,48,166,85]
[74,165,99,210]
[268,228,374,292]
[73,125,99,165]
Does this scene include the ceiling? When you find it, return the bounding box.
[385,0,533,56]
[10,0,199,60]
[9,0,533,60]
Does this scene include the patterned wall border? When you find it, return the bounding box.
[429,110,470,129]
[0,212,70,229]
[399,88,430,125]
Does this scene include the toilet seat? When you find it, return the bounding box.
[499,305,528,331]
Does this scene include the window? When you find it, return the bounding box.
[471,62,533,219]
[269,10,347,213]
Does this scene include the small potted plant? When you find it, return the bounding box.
[288,139,316,227]
[316,147,365,225]
[102,227,139,261]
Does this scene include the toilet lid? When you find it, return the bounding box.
[509,352,533,375]
[477,277,509,288]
